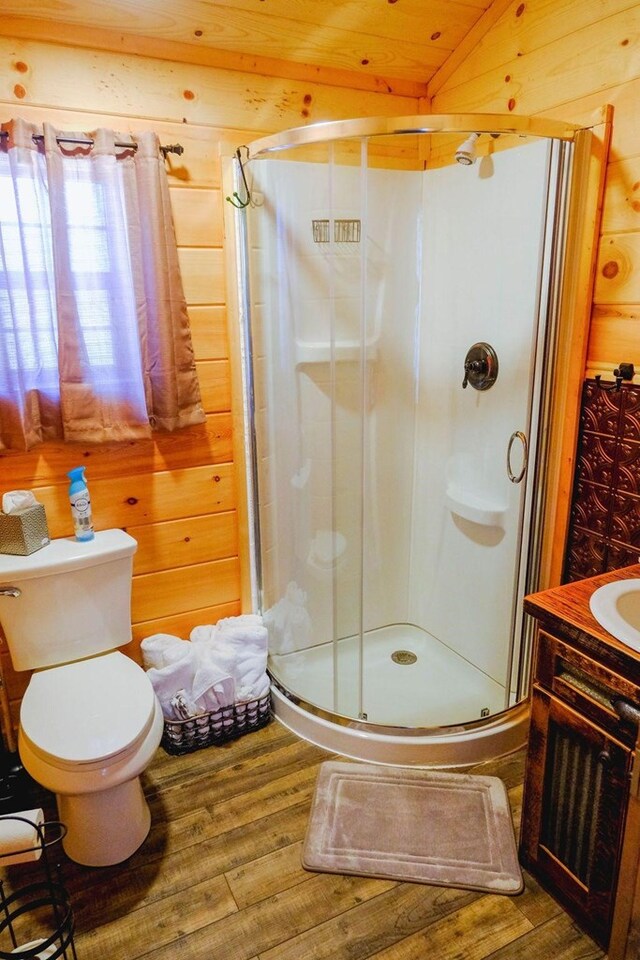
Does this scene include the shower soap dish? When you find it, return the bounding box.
[445,485,506,527]
[161,692,271,755]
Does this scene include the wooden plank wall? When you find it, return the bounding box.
[2,2,638,735]
[429,0,640,380]
[0,35,416,736]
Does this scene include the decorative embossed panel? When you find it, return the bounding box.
[578,380,623,436]
[563,380,640,583]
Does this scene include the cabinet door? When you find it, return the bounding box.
[521,685,632,948]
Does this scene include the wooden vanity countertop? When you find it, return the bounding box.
[524,564,640,659]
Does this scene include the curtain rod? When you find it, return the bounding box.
[0,130,183,157]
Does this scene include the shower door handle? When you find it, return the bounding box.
[507,431,528,483]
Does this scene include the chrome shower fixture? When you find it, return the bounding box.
[455,132,480,165]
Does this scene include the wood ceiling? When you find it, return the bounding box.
[2,0,504,99]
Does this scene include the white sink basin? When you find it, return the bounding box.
[589,579,640,652]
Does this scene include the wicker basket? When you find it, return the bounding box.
[161,693,271,755]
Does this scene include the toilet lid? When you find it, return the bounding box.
[20,652,156,764]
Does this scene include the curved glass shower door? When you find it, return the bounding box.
[242,128,570,730]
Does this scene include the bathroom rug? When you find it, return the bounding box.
[302,761,523,894]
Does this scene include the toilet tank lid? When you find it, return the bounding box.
[0,529,137,581]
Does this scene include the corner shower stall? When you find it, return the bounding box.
[228,115,590,766]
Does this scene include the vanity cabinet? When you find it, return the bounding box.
[521,568,640,957]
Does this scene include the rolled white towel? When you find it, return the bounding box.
[237,669,270,702]
[190,615,270,702]
[205,652,268,701]
[190,617,265,650]
[190,624,217,645]
[216,623,268,654]
[197,675,236,712]
[140,634,190,670]
[191,645,235,711]
[217,614,263,630]
[146,650,201,720]
[209,634,269,701]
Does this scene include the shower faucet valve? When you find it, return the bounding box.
[462,342,499,391]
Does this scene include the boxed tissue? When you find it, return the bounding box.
[0,492,50,556]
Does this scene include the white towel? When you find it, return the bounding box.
[221,619,269,701]
[140,634,190,670]
[142,634,236,718]
[212,646,269,701]
[190,616,262,647]
[217,623,268,649]
[217,614,263,630]
[197,676,236,713]
[190,624,217,646]
[191,618,269,702]
[146,656,202,719]
[191,645,235,711]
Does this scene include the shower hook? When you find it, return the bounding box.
[594,362,635,392]
[225,145,252,209]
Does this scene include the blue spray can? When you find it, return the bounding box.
[67,466,94,542]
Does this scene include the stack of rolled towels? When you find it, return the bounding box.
[141,614,269,721]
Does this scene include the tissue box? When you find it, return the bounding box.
[0,505,50,556]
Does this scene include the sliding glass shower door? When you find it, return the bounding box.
[242,130,569,730]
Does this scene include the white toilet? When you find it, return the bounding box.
[0,529,164,867]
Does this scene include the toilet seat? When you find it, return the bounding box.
[20,651,156,767]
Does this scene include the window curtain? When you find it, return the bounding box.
[0,117,205,450]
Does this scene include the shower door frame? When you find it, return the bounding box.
[223,111,609,751]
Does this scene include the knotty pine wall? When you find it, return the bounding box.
[0,35,416,739]
[429,0,640,379]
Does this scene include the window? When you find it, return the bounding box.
[0,119,204,451]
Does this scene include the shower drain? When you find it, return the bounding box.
[391,650,417,665]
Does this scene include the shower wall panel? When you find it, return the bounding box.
[409,140,553,687]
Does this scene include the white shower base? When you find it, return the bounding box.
[270,623,506,727]
[269,623,529,768]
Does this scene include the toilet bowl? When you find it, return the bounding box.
[18,652,164,866]
[0,530,164,867]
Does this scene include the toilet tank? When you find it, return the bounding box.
[0,529,137,671]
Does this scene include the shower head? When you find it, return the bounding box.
[455,132,480,165]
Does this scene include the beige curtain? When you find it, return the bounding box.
[0,118,204,450]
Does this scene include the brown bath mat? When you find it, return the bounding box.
[302,761,523,894]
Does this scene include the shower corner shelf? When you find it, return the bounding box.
[445,486,506,527]
[295,341,378,366]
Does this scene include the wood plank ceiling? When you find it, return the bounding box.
[2,0,498,98]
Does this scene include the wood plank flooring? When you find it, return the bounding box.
[1,720,605,960]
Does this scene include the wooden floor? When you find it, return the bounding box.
[2,720,605,960]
